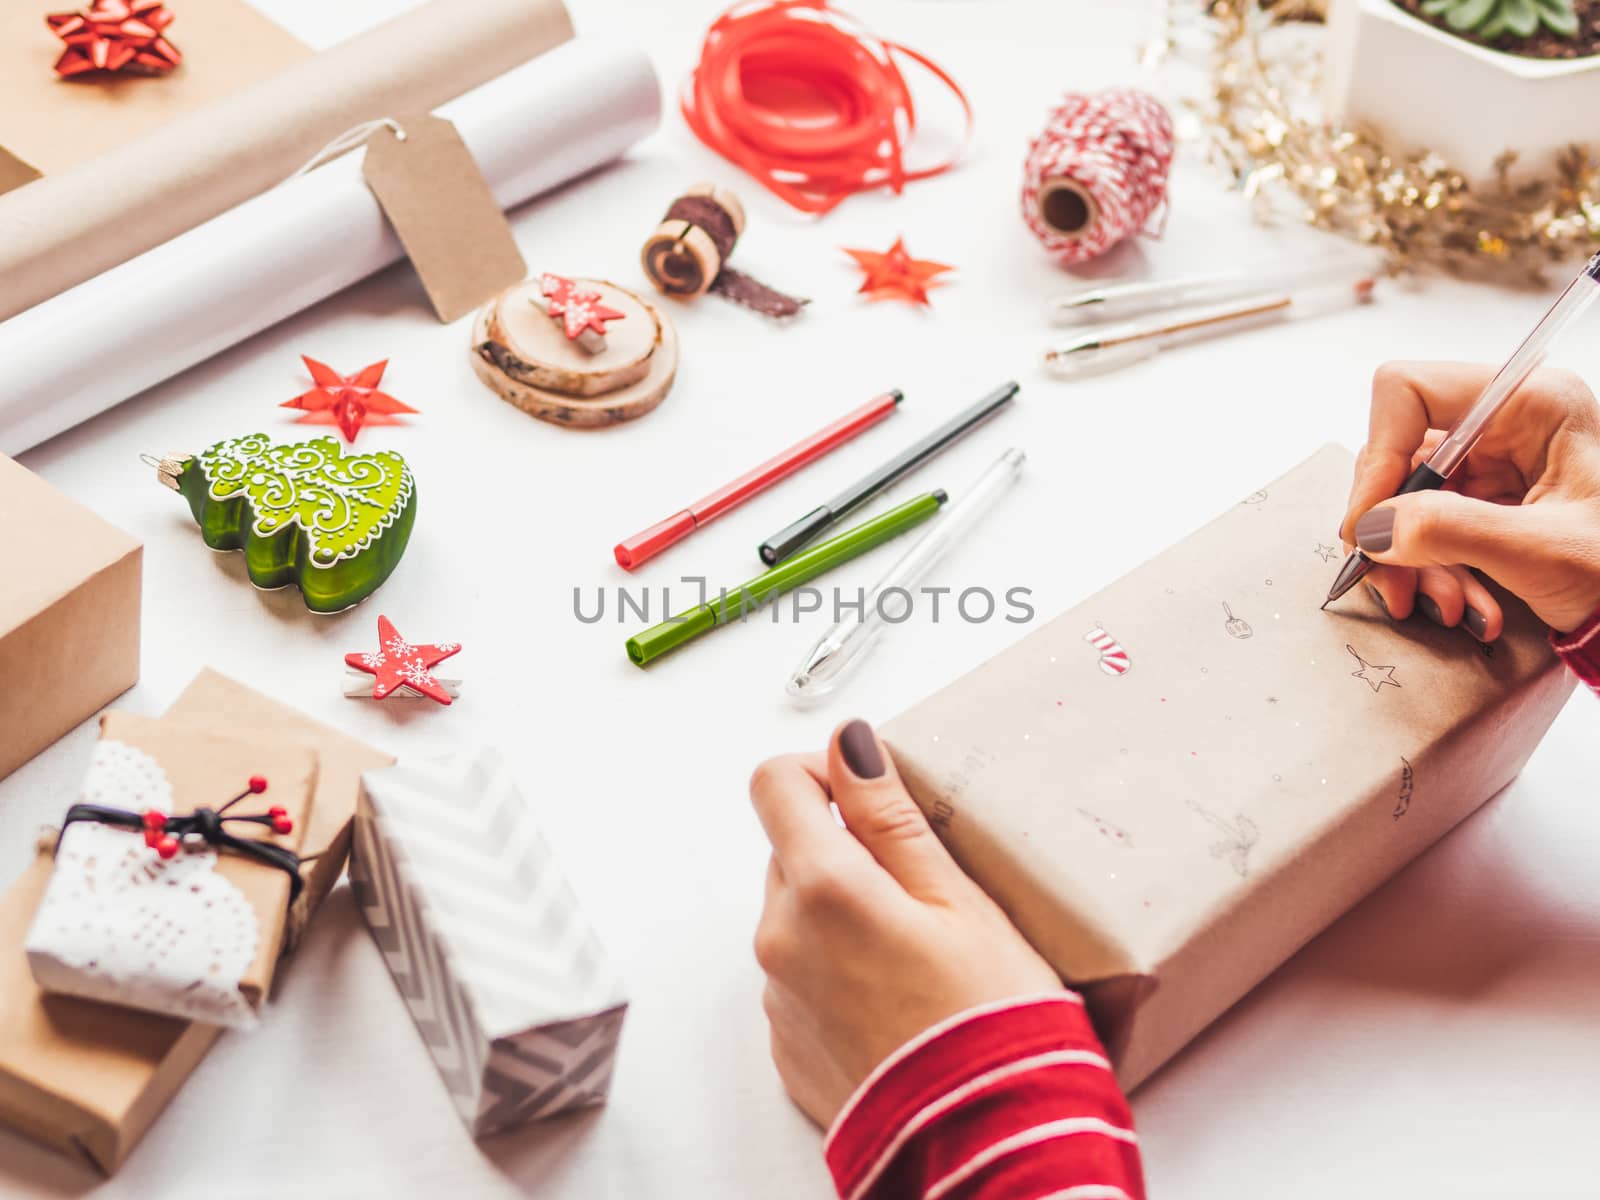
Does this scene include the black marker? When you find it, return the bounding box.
[757,380,1019,565]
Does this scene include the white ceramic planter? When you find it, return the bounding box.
[1323,0,1600,182]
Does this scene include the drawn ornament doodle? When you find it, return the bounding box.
[1222,602,1253,639]
[1186,798,1259,878]
[1078,808,1134,848]
[1394,757,1414,821]
[1084,624,1131,676]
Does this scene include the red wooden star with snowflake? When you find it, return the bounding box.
[843,237,954,307]
[281,356,418,443]
[344,615,461,706]
[539,273,626,341]
[47,0,181,78]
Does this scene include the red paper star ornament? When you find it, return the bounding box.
[47,0,181,78]
[282,356,418,443]
[344,615,461,706]
[843,237,954,307]
[539,273,626,341]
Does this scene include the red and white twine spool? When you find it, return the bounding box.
[1021,89,1175,266]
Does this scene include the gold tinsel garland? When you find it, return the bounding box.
[1157,0,1600,282]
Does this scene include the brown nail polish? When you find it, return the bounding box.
[1365,584,1390,617]
[1463,607,1490,641]
[839,719,885,780]
[1416,594,1445,626]
[1355,507,1395,554]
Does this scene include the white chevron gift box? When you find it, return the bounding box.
[351,749,627,1138]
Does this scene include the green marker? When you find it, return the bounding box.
[626,490,948,666]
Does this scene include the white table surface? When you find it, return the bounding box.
[5,2,1600,1196]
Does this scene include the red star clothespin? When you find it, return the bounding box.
[540,273,626,341]
[282,356,418,443]
[843,237,954,307]
[46,0,181,78]
[344,615,461,706]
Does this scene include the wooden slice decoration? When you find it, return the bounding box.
[471,277,678,428]
[483,278,656,396]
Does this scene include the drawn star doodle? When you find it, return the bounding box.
[1346,644,1401,693]
[1222,602,1253,639]
[1185,799,1259,878]
[1314,542,1338,563]
[1393,757,1414,821]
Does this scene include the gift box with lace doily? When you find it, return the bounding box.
[24,711,318,1028]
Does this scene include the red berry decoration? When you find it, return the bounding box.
[141,808,166,830]
[249,775,268,794]
[155,834,180,860]
[271,814,294,836]
[143,828,160,848]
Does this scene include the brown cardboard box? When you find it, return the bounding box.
[0,671,391,1173]
[0,455,141,781]
[883,445,1576,1090]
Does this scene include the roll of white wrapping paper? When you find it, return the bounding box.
[0,38,660,457]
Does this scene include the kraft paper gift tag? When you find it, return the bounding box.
[363,113,527,323]
[884,444,1575,1089]
[24,712,317,1029]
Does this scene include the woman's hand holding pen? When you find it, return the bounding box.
[1341,361,1600,637]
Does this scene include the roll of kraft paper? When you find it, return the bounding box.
[0,39,659,457]
[0,0,574,324]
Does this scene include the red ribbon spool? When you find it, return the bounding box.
[682,0,972,216]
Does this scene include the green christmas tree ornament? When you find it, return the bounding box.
[148,433,417,613]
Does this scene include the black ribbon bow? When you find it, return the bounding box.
[54,776,305,902]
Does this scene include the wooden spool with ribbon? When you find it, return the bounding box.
[640,183,805,319]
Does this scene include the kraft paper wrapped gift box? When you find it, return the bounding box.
[883,444,1575,1090]
[0,454,141,782]
[353,748,628,1139]
[0,670,391,1174]
[24,711,318,1029]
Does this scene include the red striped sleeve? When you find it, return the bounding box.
[1552,608,1600,695]
[824,994,1145,1200]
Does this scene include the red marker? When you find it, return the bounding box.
[614,390,902,570]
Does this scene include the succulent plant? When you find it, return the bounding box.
[1420,0,1581,39]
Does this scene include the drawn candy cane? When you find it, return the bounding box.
[1084,624,1131,676]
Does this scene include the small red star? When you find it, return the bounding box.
[47,1,181,78]
[282,356,417,443]
[344,615,461,706]
[843,237,954,307]
[540,273,626,340]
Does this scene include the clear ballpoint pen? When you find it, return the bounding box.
[1324,250,1600,607]
[1047,250,1383,326]
[787,447,1025,699]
